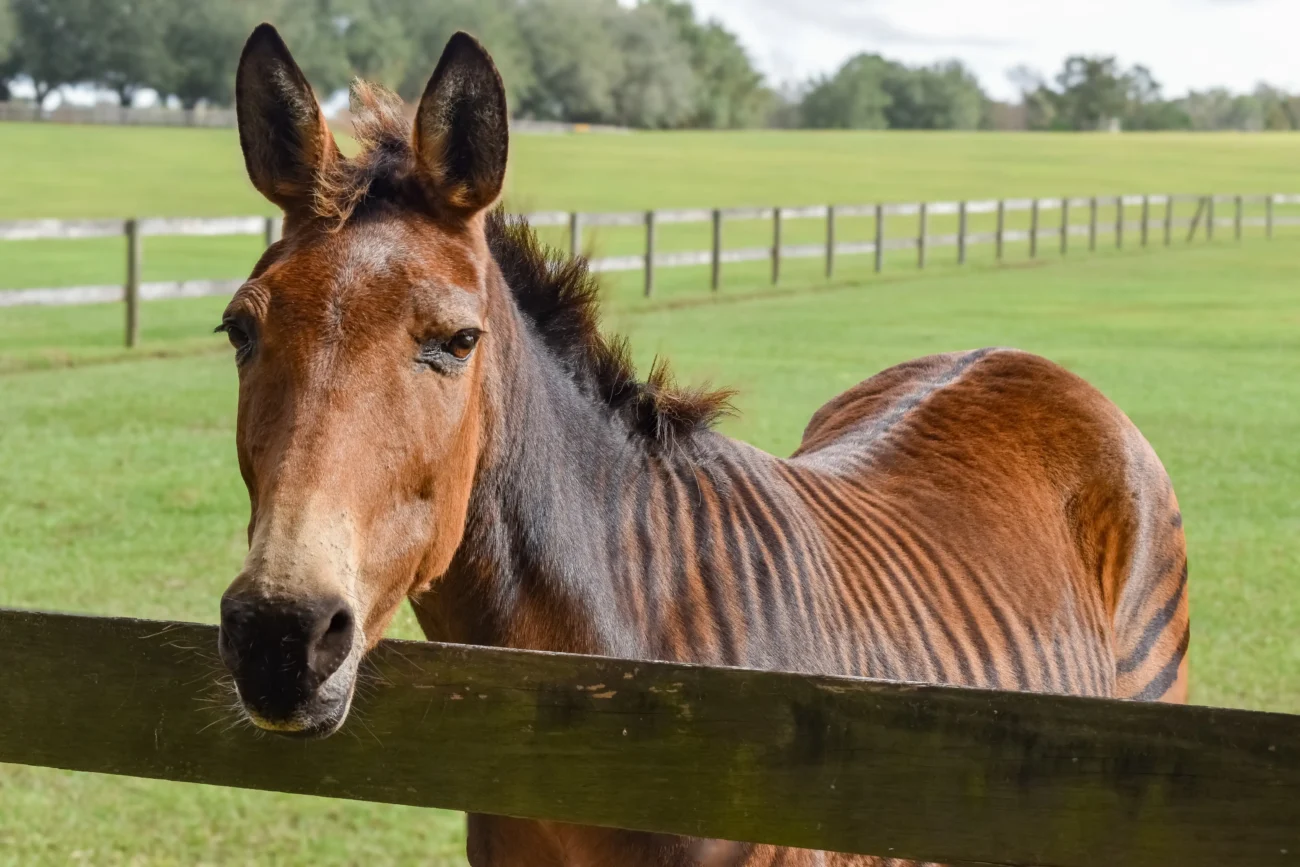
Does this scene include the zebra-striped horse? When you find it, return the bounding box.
[216,26,1190,867]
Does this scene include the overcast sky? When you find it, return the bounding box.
[689,0,1300,100]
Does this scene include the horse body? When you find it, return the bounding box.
[217,26,1188,867]
[416,320,1187,866]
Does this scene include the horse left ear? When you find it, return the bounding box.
[413,32,509,217]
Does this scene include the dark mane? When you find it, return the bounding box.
[318,82,734,451]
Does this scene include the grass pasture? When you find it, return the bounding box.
[3,122,1300,863]
[3,236,1300,863]
[4,122,1300,320]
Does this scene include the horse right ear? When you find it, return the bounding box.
[413,32,509,218]
[235,23,339,213]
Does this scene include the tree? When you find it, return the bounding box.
[0,0,15,100]
[516,0,623,123]
[8,0,99,107]
[650,0,769,128]
[1052,55,1128,130]
[607,2,695,128]
[1123,65,1188,130]
[95,0,170,106]
[261,0,354,97]
[883,61,984,130]
[393,0,533,110]
[156,0,255,108]
[799,53,896,129]
[1180,88,1265,131]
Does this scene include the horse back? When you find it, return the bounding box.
[791,349,1189,702]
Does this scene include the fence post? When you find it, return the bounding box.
[917,202,928,269]
[1206,196,1215,242]
[1235,195,1243,241]
[825,205,835,279]
[1089,197,1098,251]
[996,199,1005,261]
[1165,195,1173,246]
[1186,197,1206,242]
[710,208,722,291]
[1115,195,1124,249]
[1029,199,1039,259]
[643,209,655,298]
[569,211,582,260]
[771,206,782,285]
[1267,195,1275,240]
[263,216,282,248]
[957,200,968,265]
[1141,195,1150,248]
[874,204,885,273]
[125,218,141,349]
[1060,197,1069,255]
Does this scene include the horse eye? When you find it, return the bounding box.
[447,330,479,360]
[224,323,250,351]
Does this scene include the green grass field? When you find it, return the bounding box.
[3,123,1300,863]
[3,237,1300,863]
[5,123,1300,218]
[3,122,1300,300]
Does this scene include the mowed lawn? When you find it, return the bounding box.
[5,123,1300,217]
[2,238,1299,863]
[4,121,1300,298]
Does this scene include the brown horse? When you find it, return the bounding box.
[216,25,1190,867]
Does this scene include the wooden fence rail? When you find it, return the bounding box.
[5,193,1300,347]
[1,608,1298,866]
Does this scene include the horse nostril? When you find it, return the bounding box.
[309,603,355,683]
[326,608,353,638]
[218,594,256,673]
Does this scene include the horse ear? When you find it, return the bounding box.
[413,32,509,216]
[235,23,339,212]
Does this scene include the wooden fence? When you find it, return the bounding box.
[1,607,1297,866]
[4,193,1299,347]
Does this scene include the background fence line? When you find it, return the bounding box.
[4,192,1299,346]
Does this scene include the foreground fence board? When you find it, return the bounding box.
[1,609,1297,867]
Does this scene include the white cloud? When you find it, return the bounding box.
[690,0,1300,100]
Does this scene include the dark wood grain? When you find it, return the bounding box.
[643,209,656,297]
[771,206,782,284]
[124,218,140,348]
[2,609,1298,867]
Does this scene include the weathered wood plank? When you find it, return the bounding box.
[719,206,775,221]
[655,208,714,225]
[653,250,713,268]
[582,211,646,228]
[0,218,125,241]
[522,210,570,228]
[718,246,771,265]
[780,205,829,220]
[0,284,124,307]
[778,243,825,260]
[138,216,265,237]
[586,254,645,273]
[138,278,244,301]
[1,610,1298,867]
[0,279,241,308]
[125,220,140,348]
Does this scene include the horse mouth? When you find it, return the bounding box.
[222,643,361,740]
[245,703,351,739]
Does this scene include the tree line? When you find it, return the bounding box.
[0,0,1297,131]
[1012,57,1300,131]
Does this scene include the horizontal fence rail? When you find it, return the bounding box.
[4,193,1299,346]
[1,608,1298,866]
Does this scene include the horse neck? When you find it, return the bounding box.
[421,305,678,658]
